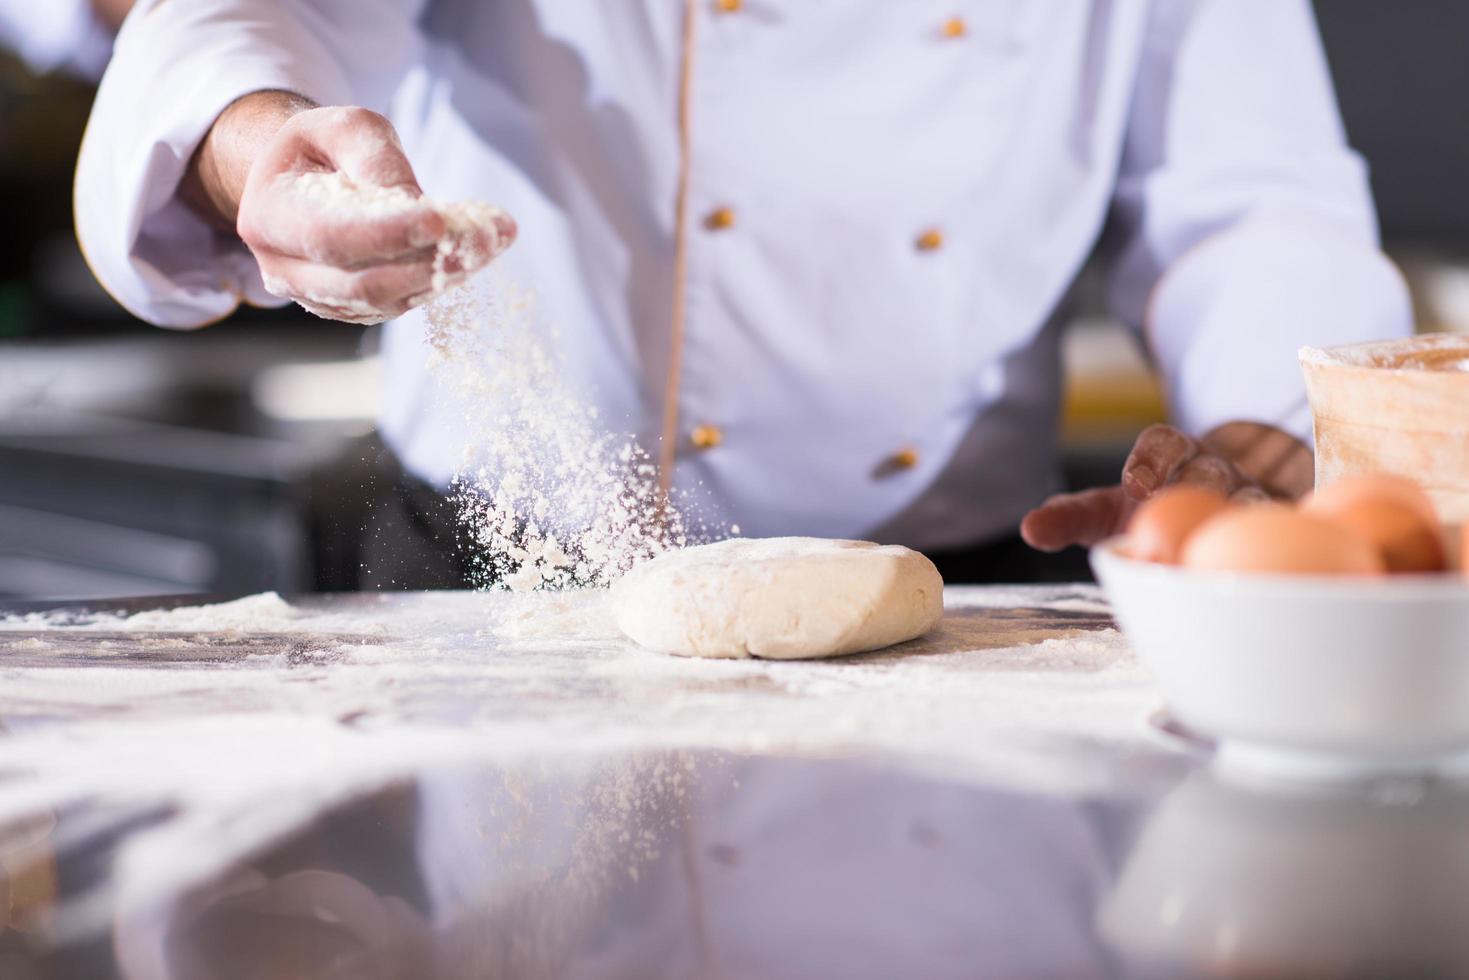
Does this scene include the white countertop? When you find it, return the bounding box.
[0,586,1199,977]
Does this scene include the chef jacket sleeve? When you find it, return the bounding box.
[0,0,113,79]
[1107,0,1413,440]
[74,0,420,327]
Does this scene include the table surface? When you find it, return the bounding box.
[0,587,1463,979]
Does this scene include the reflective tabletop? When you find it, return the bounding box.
[0,589,1463,979]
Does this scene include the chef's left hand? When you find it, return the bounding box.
[1020,421,1313,552]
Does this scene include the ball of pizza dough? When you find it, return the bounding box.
[611,537,944,659]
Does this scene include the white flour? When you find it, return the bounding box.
[423,282,702,591]
[275,171,513,322]
[0,592,393,636]
[1301,335,1469,372]
[275,173,705,589]
[0,587,1166,947]
[0,588,1154,787]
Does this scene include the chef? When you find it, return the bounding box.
[74,0,1412,585]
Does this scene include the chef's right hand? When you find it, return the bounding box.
[183,92,516,324]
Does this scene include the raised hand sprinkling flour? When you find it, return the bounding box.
[186,97,516,325]
[176,90,699,590]
[265,170,513,321]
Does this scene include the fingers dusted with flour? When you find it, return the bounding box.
[240,108,443,264]
[306,106,425,193]
[238,105,516,323]
[184,93,517,325]
[259,252,441,323]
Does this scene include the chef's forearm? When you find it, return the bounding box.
[180,89,316,231]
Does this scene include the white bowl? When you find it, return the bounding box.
[1101,771,1469,973]
[1091,541,1469,777]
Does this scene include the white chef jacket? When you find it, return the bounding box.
[0,0,113,79]
[75,0,1412,549]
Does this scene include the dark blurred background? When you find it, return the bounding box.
[0,1,1465,599]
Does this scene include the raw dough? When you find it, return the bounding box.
[611,537,944,660]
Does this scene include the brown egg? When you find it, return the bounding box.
[1126,485,1234,564]
[1304,475,1445,573]
[1182,505,1385,576]
[1304,474,1437,523]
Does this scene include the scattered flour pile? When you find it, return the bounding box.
[0,585,1163,964]
[0,592,395,636]
[423,282,701,591]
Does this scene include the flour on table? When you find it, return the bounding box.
[0,586,1153,797]
[119,592,307,631]
[478,590,622,645]
[0,586,1161,943]
[1,591,393,636]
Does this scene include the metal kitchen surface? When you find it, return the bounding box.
[0,588,1462,978]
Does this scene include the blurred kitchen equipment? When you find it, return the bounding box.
[0,326,380,599]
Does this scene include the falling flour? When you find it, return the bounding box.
[422,280,704,591]
[268,174,708,590]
